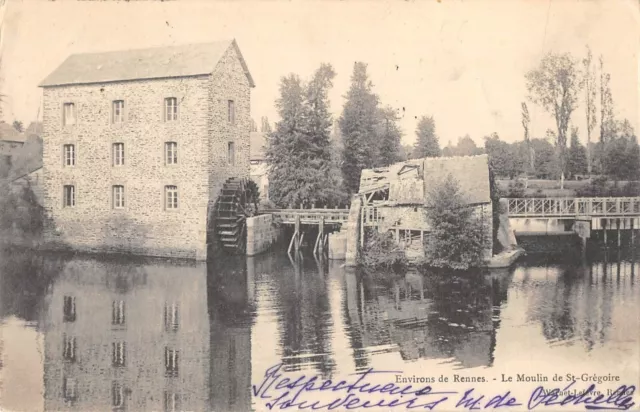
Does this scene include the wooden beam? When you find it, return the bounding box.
[294,214,301,253]
[318,217,325,254]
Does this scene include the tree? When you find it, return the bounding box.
[266,66,344,208]
[603,120,640,183]
[399,144,414,161]
[250,118,258,132]
[266,74,305,207]
[339,62,380,194]
[521,102,534,174]
[422,174,487,270]
[260,116,272,133]
[12,120,23,133]
[413,115,441,158]
[531,137,561,179]
[599,56,616,143]
[526,52,582,188]
[375,106,403,166]
[484,133,524,179]
[454,134,481,156]
[582,46,597,175]
[567,126,588,178]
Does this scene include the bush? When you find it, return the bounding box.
[421,174,487,270]
[359,229,408,271]
[505,179,526,198]
[0,181,46,242]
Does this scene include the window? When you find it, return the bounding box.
[165,347,179,376]
[113,143,125,166]
[63,103,76,126]
[63,335,76,362]
[164,303,179,332]
[112,382,125,409]
[63,377,77,402]
[165,186,178,210]
[63,296,76,322]
[112,300,125,325]
[227,142,235,166]
[165,97,178,121]
[228,100,235,124]
[164,392,180,412]
[63,144,75,166]
[112,100,125,124]
[112,342,126,367]
[63,185,75,208]
[165,142,177,165]
[113,186,125,209]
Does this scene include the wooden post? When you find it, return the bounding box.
[294,214,301,253]
[318,217,325,254]
[360,205,364,250]
[617,218,621,249]
[603,219,608,247]
[631,219,635,248]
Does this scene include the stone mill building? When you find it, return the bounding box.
[39,40,255,260]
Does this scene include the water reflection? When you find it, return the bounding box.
[343,269,513,370]
[0,247,638,411]
[41,256,210,411]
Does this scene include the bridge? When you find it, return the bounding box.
[262,208,350,256]
[263,208,350,224]
[505,197,640,247]
[505,197,640,218]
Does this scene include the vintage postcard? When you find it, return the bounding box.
[0,0,638,411]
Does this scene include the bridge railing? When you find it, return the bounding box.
[262,208,350,224]
[505,197,640,217]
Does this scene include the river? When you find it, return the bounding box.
[0,246,638,411]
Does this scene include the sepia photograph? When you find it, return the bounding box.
[0,0,638,411]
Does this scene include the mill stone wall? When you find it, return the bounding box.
[207,46,252,214]
[42,76,212,259]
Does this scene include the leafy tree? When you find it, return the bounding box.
[521,102,534,174]
[599,56,616,143]
[531,137,561,179]
[339,62,380,194]
[399,144,414,161]
[484,133,524,179]
[603,120,640,183]
[455,134,481,156]
[266,66,345,208]
[12,120,23,133]
[260,116,272,133]
[526,52,582,188]
[422,174,487,270]
[413,115,441,158]
[375,106,403,166]
[582,46,597,175]
[567,127,588,178]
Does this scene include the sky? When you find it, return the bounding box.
[0,0,638,147]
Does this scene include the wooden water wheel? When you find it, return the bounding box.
[214,178,260,253]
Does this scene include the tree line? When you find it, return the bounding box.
[264,49,640,209]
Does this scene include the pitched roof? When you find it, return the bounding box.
[39,40,255,87]
[250,131,267,160]
[0,122,26,142]
[423,154,491,205]
[358,154,491,205]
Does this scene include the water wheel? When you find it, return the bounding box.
[214,178,260,254]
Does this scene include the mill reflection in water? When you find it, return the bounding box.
[0,247,637,411]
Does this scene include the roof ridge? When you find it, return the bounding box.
[65,39,235,57]
[39,39,255,88]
